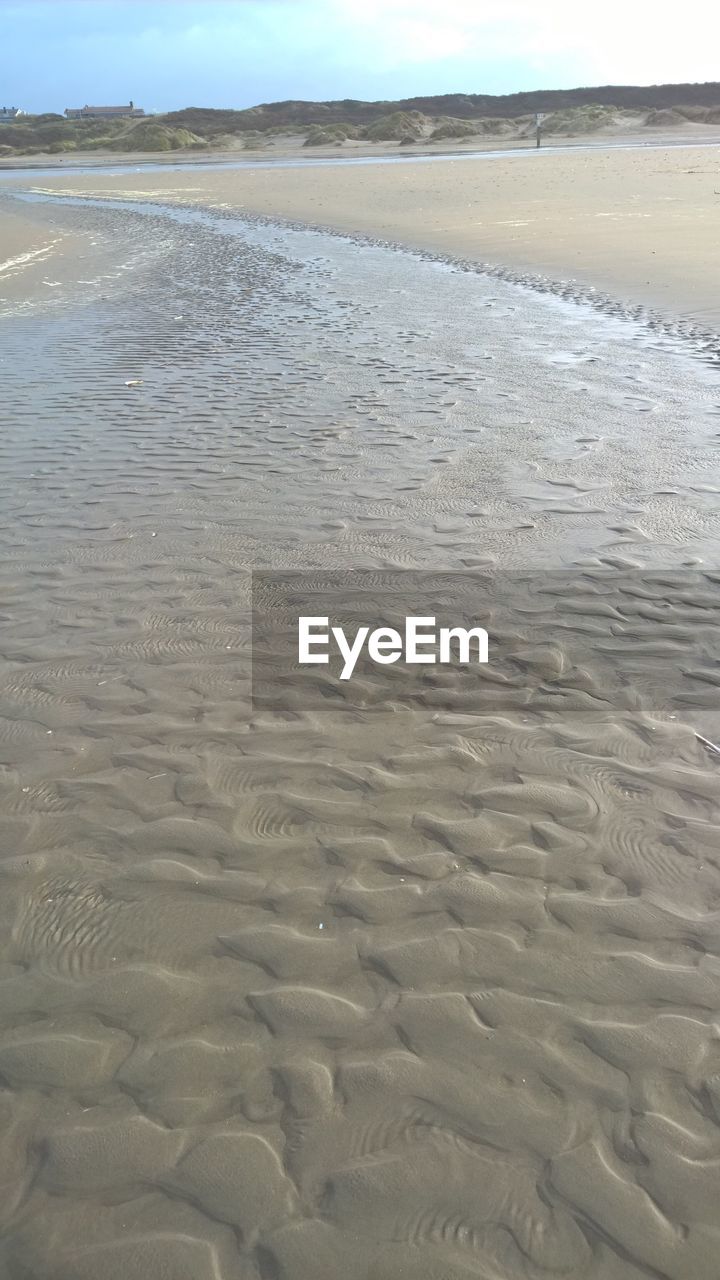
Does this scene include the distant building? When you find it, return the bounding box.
[0,107,23,123]
[64,102,145,120]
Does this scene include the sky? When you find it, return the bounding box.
[1,0,719,116]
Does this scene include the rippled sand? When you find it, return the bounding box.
[11,138,720,329]
[1,191,720,1279]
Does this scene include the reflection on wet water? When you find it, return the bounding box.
[1,195,720,1279]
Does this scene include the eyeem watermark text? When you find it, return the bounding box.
[298,616,489,680]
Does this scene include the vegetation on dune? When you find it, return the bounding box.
[303,127,339,147]
[642,105,720,127]
[671,104,720,123]
[161,106,255,138]
[429,117,478,140]
[363,111,427,142]
[644,108,686,128]
[161,82,720,132]
[303,122,359,146]
[111,121,203,151]
[241,132,271,151]
[2,84,720,158]
[527,104,627,136]
[0,116,117,152]
[475,118,516,134]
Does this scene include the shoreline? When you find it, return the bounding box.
[4,137,720,332]
[6,187,718,367]
[242,208,720,364]
[2,123,720,172]
[3,125,720,1280]
[0,205,88,309]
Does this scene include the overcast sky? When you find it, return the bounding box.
[2,0,719,115]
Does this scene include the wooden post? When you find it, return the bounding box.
[535,112,545,148]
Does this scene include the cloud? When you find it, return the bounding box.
[2,0,719,114]
[330,0,720,83]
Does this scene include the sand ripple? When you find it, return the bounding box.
[0,191,719,1278]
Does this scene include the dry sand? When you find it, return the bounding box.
[7,136,720,328]
[1,154,720,1279]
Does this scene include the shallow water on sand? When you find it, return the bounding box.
[1,194,720,1279]
[1,134,719,181]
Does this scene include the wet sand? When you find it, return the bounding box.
[1,189,720,1278]
[0,207,87,310]
[5,138,720,328]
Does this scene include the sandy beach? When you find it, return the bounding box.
[1,141,720,1279]
[0,207,87,310]
[5,136,720,327]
